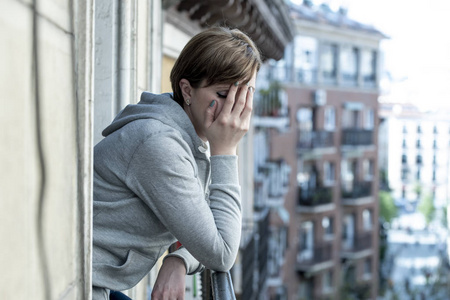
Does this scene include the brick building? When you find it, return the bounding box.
[254,2,386,299]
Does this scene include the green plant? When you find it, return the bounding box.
[418,193,435,225]
[379,190,398,224]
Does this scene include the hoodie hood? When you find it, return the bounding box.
[102,92,207,154]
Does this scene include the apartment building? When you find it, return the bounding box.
[254,2,386,299]
[379,103,450,215]
[1,0,292,299]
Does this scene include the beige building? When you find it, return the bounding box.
[1,0,292,299]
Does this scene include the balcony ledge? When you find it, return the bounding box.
[340,248,373,260]
[296,260,335,274]
[342,196,373,206]
[297,203,335,214]
[298,147,336,159]
[341,145,376,154]
[252,116,289,130]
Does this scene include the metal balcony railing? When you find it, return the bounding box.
[202,270,236,300]
[342,232,373,253]
[297,243,333,271]
[295,68,318,84]
[341,129,373,146]
[341,181,372,199]
[298,130,334,149]
[298,186,333,207]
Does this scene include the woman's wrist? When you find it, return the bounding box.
[210,146,237,156]
[163,256,187,274]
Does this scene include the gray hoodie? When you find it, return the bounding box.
[92,92,242,290]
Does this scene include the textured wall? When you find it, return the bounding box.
[0,0,93,298]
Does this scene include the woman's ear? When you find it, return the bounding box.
[179,79,192,100]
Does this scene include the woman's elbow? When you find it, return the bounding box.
[204,251,237,272]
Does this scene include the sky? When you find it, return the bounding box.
[291,0,450,110]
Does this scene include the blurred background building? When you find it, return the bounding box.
[1,0,293,299]
[254,1,386,299]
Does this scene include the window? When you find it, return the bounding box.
[402,139,407,148]
[416,139,421,149]
[363,159,374,180]
[416,169,421,180]
[324,162,335,185]
[324,106,336,131]
[363,209,372,230]
[298,278,314,299]
[294,36,318,84]
[416,155,422,164]
[322,216,334,238]
[361,49,376,85]
[299,221,314,261]
[363,258,372,280]
[322,270,333,293]
[401,154,407,164]
[364,109,374,129]
[296,108,313,131]
[321,44,338,82]
[342,214,355,250]
[340,45,358,84]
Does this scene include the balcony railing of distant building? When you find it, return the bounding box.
[257,212,270,295]
[239,210,271,300]
[341,72,358,86]
[253,81,289,130]
[254,160,290,209]
[297,243,333,271]
[295,68,318,84]
[241,227,256,300]
[362,74,376,88]
[298,130,334,149]
[322,70,337,85]
[341,128,373,146]
[298,186,333,207]
[341,181,372,200]
[341,232,373,254]
[254,81,285,117]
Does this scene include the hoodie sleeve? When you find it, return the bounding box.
[125,131,242,273]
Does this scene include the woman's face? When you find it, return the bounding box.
[183,72,257,141]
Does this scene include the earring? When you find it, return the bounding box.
[185,99,191,106]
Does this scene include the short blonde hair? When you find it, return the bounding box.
[170,27,262,106]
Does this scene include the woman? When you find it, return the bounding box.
[92,26,261,299]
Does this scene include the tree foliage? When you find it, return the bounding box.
[379,190,397,224]
[418,193,435,225]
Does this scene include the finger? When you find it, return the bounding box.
[231,84,249,117]
[204,99,217,127]
[221,82,239,115]
[240,85,254,121]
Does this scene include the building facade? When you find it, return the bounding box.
[254,2,386,299]
[379,103,450,217]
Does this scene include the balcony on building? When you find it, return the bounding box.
[341,128,373,146]
[297,242,334,273]
[238,210,271,300]
[341,180,373,205]
[297,185,335,213]
[295,67,318,84]
[253,80,290,130]
[341,232,373,259]
[298,130,335,151]
[254,160,290,209]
